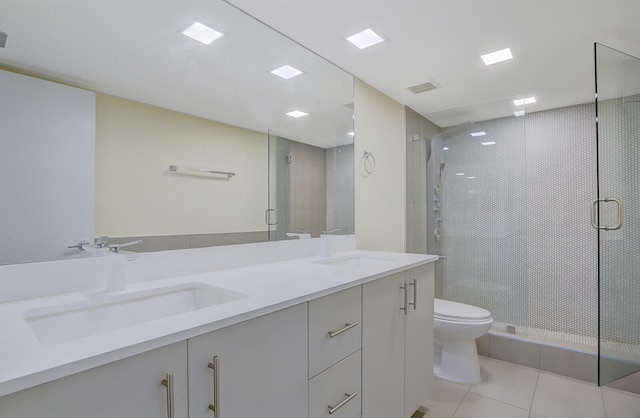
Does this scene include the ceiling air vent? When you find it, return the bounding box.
[407,81,439,94]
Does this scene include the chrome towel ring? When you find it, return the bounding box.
[359,151,376,177]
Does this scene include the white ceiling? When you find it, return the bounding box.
[1,0,639,140]
[227,0,640,127]
[0,0,354,148]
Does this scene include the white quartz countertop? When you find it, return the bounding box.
[0,249,437,397]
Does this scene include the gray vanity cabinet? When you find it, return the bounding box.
[187,303,308,418]
[0,262,434,418]
[362,264,434,418]
[0,341,188,418]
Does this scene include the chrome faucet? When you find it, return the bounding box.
[108,240,143,253]
[320,228,341,257]
[67,240,91,251]
[94,236,109,248]
[286,227,311,239]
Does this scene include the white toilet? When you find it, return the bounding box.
[433,298,493,384]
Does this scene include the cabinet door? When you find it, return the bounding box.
[404,264,435,417]
[188,303,308,418]
[362,272,405,418]
[0,341,188,418]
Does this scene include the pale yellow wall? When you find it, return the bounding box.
[354,79,406,252]
[95,94,268,237]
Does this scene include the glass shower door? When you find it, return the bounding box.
[267,129,292,241]
[595,43,640,387]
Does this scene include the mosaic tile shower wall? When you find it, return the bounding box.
[441,102,605,341]
[442,116,530,327]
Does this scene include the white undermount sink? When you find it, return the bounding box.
[24,283,247,345]
[313,254,396,269]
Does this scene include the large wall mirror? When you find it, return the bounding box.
[0,0,354,265]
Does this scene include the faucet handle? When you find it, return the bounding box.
[322,228,341,235]
[94,236,109,248]
[68,240,91,250]
[293,226,310,233]
[109,239,143,253]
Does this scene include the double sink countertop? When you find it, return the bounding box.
[0,249,437,397]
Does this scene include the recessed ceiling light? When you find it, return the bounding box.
[513,97,536,106]
[470,131,486,137]
[481,48,513,65]
[286,110,309,118]
[456,173,465,176]
[443,147,449,151]
[270,65,303,80]
[182,22,224,45]
[348,131,355,136]
[467,176,476,179]
[346,28,384,49]
[482,141,497,146]
[514,110,525,117]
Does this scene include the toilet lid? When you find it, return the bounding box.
[434,298,492,321]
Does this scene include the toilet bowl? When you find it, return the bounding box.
[433,298,493,384]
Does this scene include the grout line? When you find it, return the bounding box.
[528,369,541,415]
[600,386,607,418]
[450,385,471,418]
[467,391,530,414]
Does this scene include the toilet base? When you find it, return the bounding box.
[433,338,481,384]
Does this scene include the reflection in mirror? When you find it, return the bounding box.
[0,0,354,264]
[268,131,354,241]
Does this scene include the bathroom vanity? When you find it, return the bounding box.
[0,238,436,418]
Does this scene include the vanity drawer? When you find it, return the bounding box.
[309,350,361,418]
[308,286,361,377]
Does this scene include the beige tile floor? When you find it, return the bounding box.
[421,357,640,418]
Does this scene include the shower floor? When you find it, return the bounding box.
[491,321,640,362]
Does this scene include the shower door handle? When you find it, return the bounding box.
[591,198,623,231]
[265,209,278,226]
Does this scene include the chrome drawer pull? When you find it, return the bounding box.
[409,278,417,310]
[208,356,220,417]
[161,372,175,418]
[328,322,359,338]
[328,391,358,415]
[400,285,408,315]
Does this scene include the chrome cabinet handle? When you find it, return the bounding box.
[400,285,408,316]
[328,322,359,338]
[208,356,220,417]
[328,391,358,415]
[409,278,417,310]
[161,373,175,418]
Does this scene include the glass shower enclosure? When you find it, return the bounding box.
[594,43,640,387]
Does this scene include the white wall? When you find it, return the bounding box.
[95,94,268,237]
[0,69,95,264]
[354,79,406,252]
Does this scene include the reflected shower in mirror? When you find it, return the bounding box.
[268,131,354,241]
